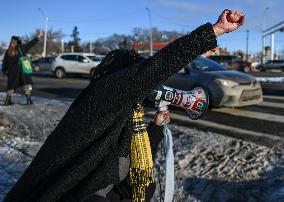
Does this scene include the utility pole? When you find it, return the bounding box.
[145,8,153,56]
[270,33,275,60]
[61,39,64,53]
[246,30,249,62]
[262,20,284,62]
[262,7,269,64]
[90,37,93,53]
[38,8,48,58]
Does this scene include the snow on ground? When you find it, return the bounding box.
[0,93,283,202]
[0,93,70,201]
[153,126,284,202]
[256,77,284,83]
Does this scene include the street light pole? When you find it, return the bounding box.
[246,30,249,62]
[90,38,93,53]
[262,7,269,64]
[145,8,153,56]
[38,8,48,58]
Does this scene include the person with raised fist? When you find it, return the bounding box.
[4,10,244,202]
[2,31,44,105]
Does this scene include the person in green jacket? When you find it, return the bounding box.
[2,32,43,105]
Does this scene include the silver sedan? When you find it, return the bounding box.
[164,57,263,108]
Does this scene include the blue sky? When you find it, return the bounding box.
[0,0,283,54]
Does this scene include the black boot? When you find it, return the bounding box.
[26,95,33,105]
[4,95,13,105]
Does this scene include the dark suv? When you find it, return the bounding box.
[32,57,55,72]
[256,60,284,71]
[208,55,252,72]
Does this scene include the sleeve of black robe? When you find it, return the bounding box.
[4,23,217,202]
[20,37,39,54]
[93,23,217,113]
[147,122,164,158]
[2,53,8,73]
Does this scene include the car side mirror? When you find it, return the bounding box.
[83,59,89,63]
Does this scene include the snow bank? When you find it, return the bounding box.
[0,93,69,201]
[0,93,283,202]
[153,125,284,202]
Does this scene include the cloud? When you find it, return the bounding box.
[153,0,284,32]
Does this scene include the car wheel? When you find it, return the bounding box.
[33,65,40,72]
[55,68,65,79]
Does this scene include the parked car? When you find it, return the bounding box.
[0,54,4,62]
[51,53,104,78]
[163,57,263,108]
[0,55,3,70]
[256,60,284,71]
[32,57,55,72]
[208,55,252,72]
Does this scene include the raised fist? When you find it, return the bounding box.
[37,31,44,38]
[213,9,245,36]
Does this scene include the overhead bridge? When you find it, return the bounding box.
[262,20,284,63]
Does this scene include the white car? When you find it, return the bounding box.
[0,54,4,70]
[51,53,104,78]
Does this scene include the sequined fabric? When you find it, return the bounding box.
[4,23,217,202]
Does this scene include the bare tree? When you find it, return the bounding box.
[17,26,183,56]
[0,41,7,55]
[22,28,65,56]
[93,34,134,54]
[132,26,182,44]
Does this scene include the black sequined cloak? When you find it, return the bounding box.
[4,23,217,202]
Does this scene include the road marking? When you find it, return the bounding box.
[257,101,284,109]
[145,110,284,142]
[256,77,284,83]
[263,95,284,101]
[212,108,284,123]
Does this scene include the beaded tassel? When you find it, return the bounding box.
[130,104,155,202]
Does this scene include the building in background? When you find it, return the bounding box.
[132,42,168,55]
[203,48,230,57]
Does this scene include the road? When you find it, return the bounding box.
[0,71,284,147]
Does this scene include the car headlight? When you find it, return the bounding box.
[214,79,239,88]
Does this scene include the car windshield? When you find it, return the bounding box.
[190,57,226,71]
[273,60,284,64]
[87,56,104,62]
[232,57,241,62]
